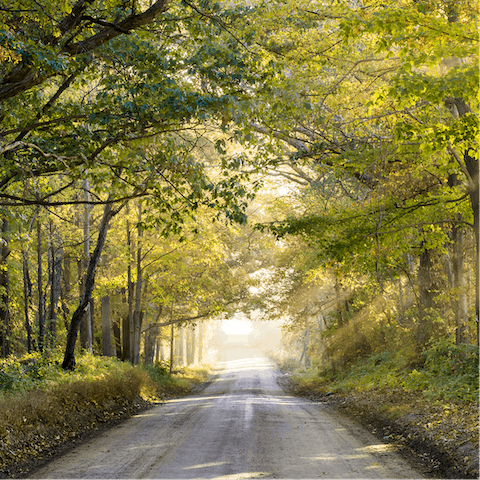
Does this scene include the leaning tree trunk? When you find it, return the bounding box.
[62,201,121,370]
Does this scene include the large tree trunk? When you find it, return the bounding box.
[445,98,480,394]
[464,148,479,346]
[62,201,121,370]
[0,217,10,358]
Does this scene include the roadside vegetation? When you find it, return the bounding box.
[0,350,210,474]
[273,336,479,478]
[278,339,478,403]
[0,0,478,477]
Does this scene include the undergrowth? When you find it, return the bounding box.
[282,338,479,403]
[0,350,211,470]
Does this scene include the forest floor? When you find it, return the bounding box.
[277,374,479,479]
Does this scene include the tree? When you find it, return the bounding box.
[1,0,270,366]
[0,216,10,357]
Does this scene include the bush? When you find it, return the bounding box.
[402,339,479,402]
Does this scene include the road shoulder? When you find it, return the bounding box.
[277,374,479,479]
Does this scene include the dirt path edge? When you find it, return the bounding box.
[276,374,479,479]
[1,377,216,480]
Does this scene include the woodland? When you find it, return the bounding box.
[0,0,478,405]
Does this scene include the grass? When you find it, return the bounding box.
[277,339,479,404]
[0,349,212,470]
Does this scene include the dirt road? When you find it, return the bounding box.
[31,350,423,479]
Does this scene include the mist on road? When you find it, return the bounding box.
[31,347,422,479]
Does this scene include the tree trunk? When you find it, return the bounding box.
[112,317,121,359]
[144,326,157,365]
[47,222,63,348]
[61,256,71,332]
[463,145,479,346]
[121,287,130,361]
[445,108,480,346]
[62,201,121,370]
[317,315,326,371]
[178,325,185,367]
[37,216,45,353]
[79,178,93,353]
[417,246,436,350]
[132,203,143,365]
[197,322,203,364]
[299,328,310,367]
[22,247,34,353]
[101,295,112,356]
[126,214,135,363]
[169,323,174,373]
[334,280,342,327]
[452,219,469,344]
[190,326,196,365]
[0,217,10,358]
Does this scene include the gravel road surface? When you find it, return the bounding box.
[31,350,423,478]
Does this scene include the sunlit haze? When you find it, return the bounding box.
[222,318,253,335]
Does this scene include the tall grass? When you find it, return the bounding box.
[0,350,211,469]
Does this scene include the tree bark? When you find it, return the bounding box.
[126,214,135,363]
[22,247,34,353]
[0,217,10,357]
[101,295,112,356]
[144,326,157,364]
[79,178,93,353]
[197,322,203,364]
[121,287,130,361]
[61,256,71,332]
[417,245,436,350]
[169,322,174,373]
[317,315,326,371]
[37,216,45,353]
[62,200,122,370]
[178,326,185,367]
[132,203,143,365]
[450,214,469,344]
[47,221,63,347]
